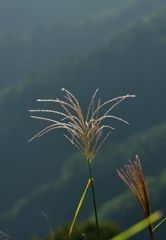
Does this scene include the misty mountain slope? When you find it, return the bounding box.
[0,7,166,240]
[1,1,166,88]
[0,0,122,32]
[0,0,165,32]
[45,6,166,131]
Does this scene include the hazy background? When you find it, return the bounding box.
[0,1,166,240]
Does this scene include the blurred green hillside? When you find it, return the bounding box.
[0,0,165,32]
[0,0,166,88]
[0,5,166,240]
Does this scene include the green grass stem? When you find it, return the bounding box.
[87,157,100,240]
[111,211,162,240]
[153,217,166,232]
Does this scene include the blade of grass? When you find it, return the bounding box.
[111,211,162,240]
[153,217,166,232]
[40,211,54,240]
[68,178,92,239]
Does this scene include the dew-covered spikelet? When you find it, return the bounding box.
[29,88,135,161]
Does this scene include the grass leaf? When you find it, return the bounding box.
[111,211,162,240]
[68,178,92,239]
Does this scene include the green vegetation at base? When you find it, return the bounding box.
[31,221,119,240]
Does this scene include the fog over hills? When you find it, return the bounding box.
[0,0,130,32]
[0,0,166,89]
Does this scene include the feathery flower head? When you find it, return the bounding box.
[29,88,135,161]
[117,155,153,239]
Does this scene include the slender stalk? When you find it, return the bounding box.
[111,211,162,240]
[153,218,166,232]
[150,227,154,240]
[87,158,100,240]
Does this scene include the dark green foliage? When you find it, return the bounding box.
[33,221,118,240]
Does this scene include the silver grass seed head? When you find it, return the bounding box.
[29,88,135,161]
[117,155,153,239]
